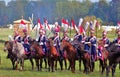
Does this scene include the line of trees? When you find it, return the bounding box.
[0,0,120,26]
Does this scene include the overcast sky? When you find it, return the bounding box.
[3,0,112,5]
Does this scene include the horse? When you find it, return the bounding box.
[70,39,91,74]
[106,42,120,77]
[4,41,16,69]
[97,40,109,74]
[46,38,63,72]
[60,39,76,73]
[30,40,47,71]
[12,41,34,71]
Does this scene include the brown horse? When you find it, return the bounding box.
[30,40,47,71]
[97,40,109,74]
[46,38,63,72]
[60,39,76,73]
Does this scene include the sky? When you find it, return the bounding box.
[3,0,112,5]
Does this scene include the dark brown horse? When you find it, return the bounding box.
[46,38,63,72]
[4,41,34,70]
[106,42,120,77]
[70,39,91,74]
[60,39,76,73]
[30,40,47,71]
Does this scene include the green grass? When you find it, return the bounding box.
[0,28,120,77]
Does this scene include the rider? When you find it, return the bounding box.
[14,31,21,42]
[84,29,97,62]
[38,29,47,55]
[61,31,70,42]
[113,29,120,47]
[73,30,83,42]
[22,29,31,54]
[53,31,61,55]
[98,30,110,60]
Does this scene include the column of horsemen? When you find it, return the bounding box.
[10,21,120,73]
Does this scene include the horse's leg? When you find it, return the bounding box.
[99,59,104,74]
[55,59,57,71]
[106,60,112,77]
[11,58,15,70]
[51,58,54,72]
[79,59,81,71]
[68,60,71,70]
[70,58,75,73]
[20,58,24,71]
[15,59,19,70]
[44,57,47,69]
[102,59,107,74]
[91,61,95,72]
[119,62,120,70]
[35,59,39,71]
[59,57,63,70]
[47,57,50,71]
[64,58,67,70]
[29,58,34,70]
[112,63,117,77]
[40,58,43,71]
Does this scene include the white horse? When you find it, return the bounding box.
[12,41,34,70]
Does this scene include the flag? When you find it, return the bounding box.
[61,18,69,32]
[84,22,89,31]
[79,26,85,34]
[78,18,83,27]
[71,19,76,29]
[117,21,120,27]
[19,20,27,29]
[44,18,50,30]
[61,18,69,27]
[93,20,97,29]
[96,21,101,30]
[38,18,43,29]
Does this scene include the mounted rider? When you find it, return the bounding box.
[14,31,21,43]
[98,30,110,60]
[84,29,97,62]
[61,31,70,42]
[73,29,83,42]
[38,29,47,55]
[22,29,31,54]
[113,28,120,47]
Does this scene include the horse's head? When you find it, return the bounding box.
[60,39,71,51]
[4,41,13,52]
[30,41,39,51]
[98,40,104,47]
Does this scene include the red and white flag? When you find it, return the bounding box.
[71,19,76,30]
[78,18,83,27]
[61,18,69,27]
[38,18,43,29]
[61,18,69,32]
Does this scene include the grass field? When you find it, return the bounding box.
[0,28,120,77]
